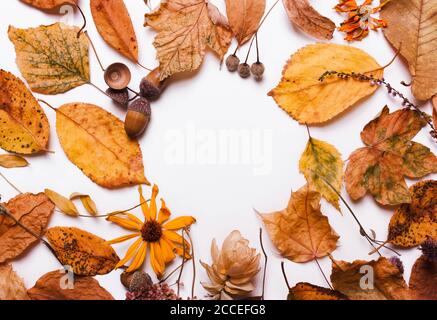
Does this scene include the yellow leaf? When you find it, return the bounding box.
[45,189,79,217]
[8,23,90,95]
[20,0,77,10]
[56,103,149,188]
[299,137,343,210]
[145,0,233,81]
[70,193,98,216]
[259,185,339,263]
[268,43,382,124]
[0,70,50,154]
[0,155,29,168]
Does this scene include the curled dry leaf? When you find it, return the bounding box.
[90,0,139,62]
[345,107,437,206]
[44,189,79,217]
[268,43,382,124]
[225,0,266,46]
[56,103,149,188]
[288,282,348,300]
[0,264,29,300]
[299,137,343,210]
[282,0,335,40]
[388,180,437,248]
[331,257,411,300]
[0,155,29,168]
[21,0,77,10]
[46,227,120,276]
[8,23,89,95]
[258,185,339,263]
[381,0,437,101]
[145,0,233,81]
[70,193,98,216]
[409,255,437,300]
[0,193,55,264]
[0,70,50,154]
[28,270,114,300]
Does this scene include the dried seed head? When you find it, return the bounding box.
[388,256,404,274]
[106,88,129,107]
[238,63,251,79]
[104,63,131,90]
[125,97,151,138]
[420,237,437,262]
[251,62,265,80]
[226,54,240,72]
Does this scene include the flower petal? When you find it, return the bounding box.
[157,199,171,224]
[149,185,159,221]
[125,213,144,226]
[163,216,196,230]
[160,238,176,264]
[107,233,140,245]
[150,242,165,278]
[115,237,143,269]
[126,242,147,273]
[139,185,151,220]
[107,215,142,231]
[163,230,190,249]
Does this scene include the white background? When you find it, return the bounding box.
[0,0,435,300]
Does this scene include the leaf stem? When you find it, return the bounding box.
[0,171,22,194]
[280,261,291,290]
[84,31,106,72]
[315,257,333,290]
[185,228,196,299]
[177,228,187,297]
[75,4,87,38]
[259,228,268,300]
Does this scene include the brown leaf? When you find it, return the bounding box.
[45,189,79,217]
[0,193,54,264]
[282,0,335,40]
[145,0,233,81]
[345,106,437,206]
[225,0,265,46]
[0,264,29,300]
[381,0,437,100]
[388,180,437,248]
[409,255,437,300]
[46,227,120,276]
[259,184,339,263]
[0,155,29,168]
[433,96,437,129]
[288,282,348,300]
[331,257,411,300]
[90,0,139,62]
[21,0,77,10]
[28,270,114,300]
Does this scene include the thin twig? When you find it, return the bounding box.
[0,171,22,194]
[78,200,151,218]
[75,4,87,38]
[185,229,196,299]
[259,228,268,300]
[84,31,106,72]
[280,261,291,290]
[177,229,187,297]
[315,258,333,290]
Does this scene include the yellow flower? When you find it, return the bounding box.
[107,185,196,278]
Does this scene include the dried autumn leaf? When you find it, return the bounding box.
[288,282,348,300]
[0,264,29,300]
[381,0,437,101]
[44,189,79,217]
[0,70,50,154]
[299,137,343,210]
[409,255,437,300]
[145,0,233,81]
[388,180,437,248]
[0,193,54,264]
[0,155,29,168]
[56,103,149,188]
[269,43,382,124]
[90,0,139,62]
[46,227,120,276]
[225,0,265,46]
[433,96,437,129]
[282,0,335,40]
[21,0,77,10]
[28,270,114,300]
[8,23,90,95]
[345,107,437,206]
[258,185,339,263]
[331,257,411,300]
[70,193,98,216]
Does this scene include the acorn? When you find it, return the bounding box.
[124,97,151,138]
[251,62,265,81]
[238,63,251,79]
[104,63,131,90]
[105,88,129,107]
[226,54,240,72]
[120,270,153,292]
[139,68,168,101]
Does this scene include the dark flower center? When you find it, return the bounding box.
[141,221,162,243]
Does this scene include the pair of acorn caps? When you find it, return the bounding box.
[104,63,167,138]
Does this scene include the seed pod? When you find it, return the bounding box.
[121,271,153,292]
[125,97,151,138]
[139,68,168,101]
[226,54,240,72]
[238,63,251,79]
[106,88,129,107]
[104,63,131,90]
[251,62,265,81]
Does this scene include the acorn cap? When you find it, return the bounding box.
[104,63,131,90]
[105,88,129,107]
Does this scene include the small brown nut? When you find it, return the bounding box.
[251,62,265,81]
[238,63,251,79]
[226,54,240,72]
[140,68,168,101]
[124,97,151,138]
[104,63,131,90]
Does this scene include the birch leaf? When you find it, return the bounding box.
[258,185,339,263]
[90,0,139,62]
[269,43,382,124]
[0,70,50,154]
[44,189,79,217]
[8,23,90,95]
[0,155,29,168]
[70,193,98,216]
[381,0,437,100]
[56,103,149,189]
[21,0,77,10]
[0,264,29,300]
[299,137,343,210]
[145,0,233,81]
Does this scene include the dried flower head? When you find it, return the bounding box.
[201,230,260,300]
[388,256,404,274]
[126,282,179,300]
[420,237,437,262]
[334,0,389,41]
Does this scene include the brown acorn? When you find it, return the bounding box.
[251,62,265,81]
[139,68,168,101]
[125,97,151,138]
[104,63,131,90]
[238,63,251,79]
[226,54,240,72]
